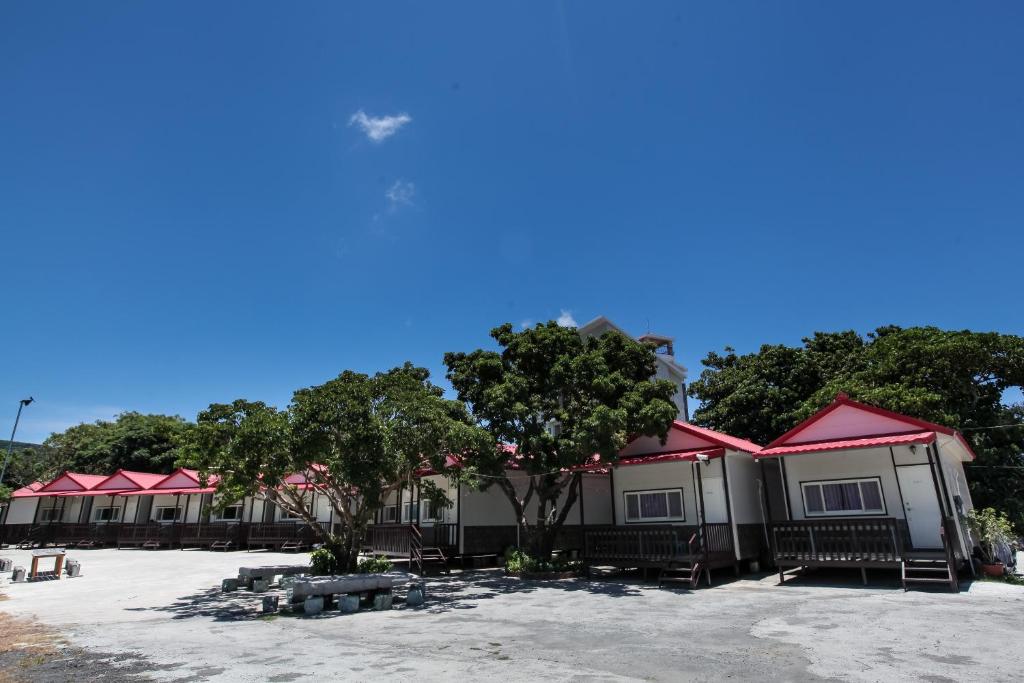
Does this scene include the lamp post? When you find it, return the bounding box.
[0,397,34,487]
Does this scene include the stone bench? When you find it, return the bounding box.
[291,573,393,602]
[237,565,308,587]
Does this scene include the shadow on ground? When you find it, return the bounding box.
[133,568,666,621]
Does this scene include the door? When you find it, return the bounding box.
[896,465,943,549]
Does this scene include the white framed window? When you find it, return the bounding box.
[401,501,418,523]
[154,506,182,522]
[382,504,397,523]
[93,506,121,523]
[39,507,62,522]
[213,504,243,521]
[278,507,303,521]
[421,500,436,522]
[624,489,685,523]
[801,478,885,517]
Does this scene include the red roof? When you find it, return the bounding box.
[755,431,937,458]
[10,481,45,498]
[118,486,216,496]
[758,394,976,460]
[669,422,761,453]
[93,469,167,491]
[578,447,727,470]
[37,472,108,493]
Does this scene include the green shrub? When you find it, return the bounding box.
[504,548,582,575]
[357,555,393,574]
[504,548,536,574]
[310,546,340,576]
[967,507,1015,563]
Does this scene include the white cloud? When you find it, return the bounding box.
[556,310,577,327]
[348,110,412,142]
[385,180,416,208]
[520,319,534,330]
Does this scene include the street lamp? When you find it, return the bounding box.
[0,397,34,487]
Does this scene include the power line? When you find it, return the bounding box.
[959,424,1024,432]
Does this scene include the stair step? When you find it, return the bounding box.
[904,577,953,584]
[905,567,950,573]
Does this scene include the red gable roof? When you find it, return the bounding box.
[756,394,976,460]
[10,481,45,498]
[94,469,167,491]
[37,471,108,493]
[669,422,761,454]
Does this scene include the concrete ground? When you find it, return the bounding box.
[1,548,1023,682]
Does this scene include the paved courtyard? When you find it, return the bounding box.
[0,548,1022,681]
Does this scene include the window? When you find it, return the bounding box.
[39,507,62,522]
[382,505,397,523]
[801,478,885,517]
[93,506,121,523]
[214,504,242,521]
[401,501,435,523]
[278,507,302,521]
[399,501,415,524]
[154,506,181,522]
[624,489,685,523]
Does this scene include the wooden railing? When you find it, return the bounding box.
[770,517,904,565]
[246,522,325,545]
[583,525,701,564]
[366,524,413,556]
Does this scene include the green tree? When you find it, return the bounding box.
[42,413,192,476]
[444,321,678,560]
[688,326,1024,531]
[185,364,487,572]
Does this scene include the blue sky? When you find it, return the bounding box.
[2,2,1022,443]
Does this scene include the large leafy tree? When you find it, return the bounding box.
[688,326,1024,531]
[42,412,192,476]
[185,364,487,571]
[444,321,679,560]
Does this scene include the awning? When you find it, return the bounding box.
[754,431,936,458]
[574,447,726,471]
[117,488,216,496]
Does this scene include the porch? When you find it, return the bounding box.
[582,522,737,577]
[769,516,961,591]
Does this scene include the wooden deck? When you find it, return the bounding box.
[770,517,907,569]
[582,523,738,573]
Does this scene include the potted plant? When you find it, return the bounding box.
[966,507,1015,577]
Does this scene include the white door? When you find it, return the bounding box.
[896,465,943,549]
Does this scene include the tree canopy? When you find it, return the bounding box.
[40,412,192,478]
[185,363,487,571]
[688,326,1024,530]
[444,321,679,559]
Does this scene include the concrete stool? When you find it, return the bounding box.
[222,578,239,592]
[0,558,13,572]
[65,560,81,578]
[12,567,26,583]
[262,596,279,614]
[337,593,360,614]
[304,596,324,616]
[252,579,269,593]
[372,591,393,611]
[406,583,425,607]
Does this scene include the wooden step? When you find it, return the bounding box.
[904,576,953,584]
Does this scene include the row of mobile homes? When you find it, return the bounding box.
[0,393,979,591]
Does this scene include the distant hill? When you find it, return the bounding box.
[0,440,43,451]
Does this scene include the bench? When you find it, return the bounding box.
[237,565,309,587]
[290,572,410,604]
[29,548,66,580]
